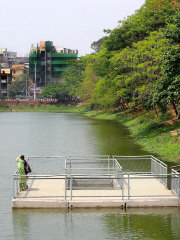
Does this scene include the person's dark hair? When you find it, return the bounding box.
[20,155,25,160]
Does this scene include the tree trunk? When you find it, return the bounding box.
[171,101,179,117]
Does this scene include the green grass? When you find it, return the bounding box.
[84,108,180,163]
[0,104,89,113]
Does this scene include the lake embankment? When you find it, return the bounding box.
[1,103,180,163]
[83,108,180,164]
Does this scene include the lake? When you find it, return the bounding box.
[0,112,180,239]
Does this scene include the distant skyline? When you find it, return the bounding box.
[1,0,145,57]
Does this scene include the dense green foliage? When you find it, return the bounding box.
[103,0,180,51]
[8,73,29,97]
[153,12,180,117]
[41,56,88,101]
[40,81,67,100]
[91,37,105,53]
[41,0,180,115]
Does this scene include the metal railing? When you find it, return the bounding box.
[171,169,180,197]
[65,156,121,174]
[112,155,167,186]
[13,169,20,199]
[151,156,167,187]
[13,155,179,200]
[13,173,177,200]
[112,155,153,173]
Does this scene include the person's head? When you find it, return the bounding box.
[20,155,25,160]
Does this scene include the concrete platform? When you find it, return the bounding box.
[12,175,180,208]
[12,198,180,209]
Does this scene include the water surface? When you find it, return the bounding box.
[0,112,179,239]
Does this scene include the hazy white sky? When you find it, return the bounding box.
[1,0,145,57]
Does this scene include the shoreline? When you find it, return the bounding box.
[1,103,180,163]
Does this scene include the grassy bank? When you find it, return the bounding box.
[1,103,180,163]
[84,108,180,163]
[0,104,88,113]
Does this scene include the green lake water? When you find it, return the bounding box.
[0,112,179,239]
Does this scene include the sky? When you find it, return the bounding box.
[1,0,145,57]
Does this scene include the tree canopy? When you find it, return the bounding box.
[39,0,180,115]
[8,73,29,98]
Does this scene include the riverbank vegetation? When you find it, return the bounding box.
[0,103,88,113]
[84,107,180,163]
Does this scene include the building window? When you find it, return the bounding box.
[13,71,16,74]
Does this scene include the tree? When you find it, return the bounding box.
[8,73,29,98]
[153,12,180,117]
[40,82,67,101]
[91,37,105,53]
[80,30,176,109]
[103,0,180,51]
[61,56,89,98]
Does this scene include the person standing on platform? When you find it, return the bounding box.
[16,155,28,191]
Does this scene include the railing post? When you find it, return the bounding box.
[151,156,152,174]
[178,174,180,198]
[65,159,66,174]
[65,175,67,200]
[122,174,124,200]
[128,174,130,200]
[171,170,173,194]
[13,175,15,199]
[70,175,73,200]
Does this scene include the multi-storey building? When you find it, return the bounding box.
[0,68,12,96]
[29,41,78,87]
[11,64,29,81]
[0,48,29,68]
[0,48,17,58]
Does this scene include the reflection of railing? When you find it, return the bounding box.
[171,169,180,197]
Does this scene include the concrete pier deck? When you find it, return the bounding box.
[12,175,180,208]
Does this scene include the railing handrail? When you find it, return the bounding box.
[13,173,178,177]
[112,155,153,158]
[171,169,180,174]
[151,156,167,168]
[27,156,67,159]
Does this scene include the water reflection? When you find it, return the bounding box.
[12,208,180,240]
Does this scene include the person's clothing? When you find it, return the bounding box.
[23,160,31,175]
[16,157,27,190]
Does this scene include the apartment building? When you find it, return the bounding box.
[11,64,29,81]
[29,41,78,87]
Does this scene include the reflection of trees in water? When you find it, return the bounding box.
[103,209,180,240]
[86,118,150,156]
[12,209,180,239]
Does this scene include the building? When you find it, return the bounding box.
[29,41,78,87]
[0,48,29,68]
[0,68,12,96]
[0,48,17,58]
[11,64,29,81]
